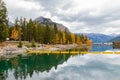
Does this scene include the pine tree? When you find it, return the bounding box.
[37,24,44,43]
[28,19,34,42]
[43,22,51,44]
[18,17,23,41]
[21,18,27,41]
[34,22,38,42]
[0,0,8,42]
[54,23,58,34]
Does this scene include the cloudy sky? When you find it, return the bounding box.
[4,0,120,34]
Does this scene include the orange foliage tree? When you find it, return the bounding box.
[86,40,92,45]
[10,28,19,40]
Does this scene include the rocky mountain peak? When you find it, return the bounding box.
[34,16,53,24]
[34,16,70,32]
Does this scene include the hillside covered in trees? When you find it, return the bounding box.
[0,0,92,45]
[9,18,92,45]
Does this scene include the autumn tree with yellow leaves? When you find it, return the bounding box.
[53,33,59,44]
[10,28,19,40]
[62,32,66,44]
[76,36,82,45]
[86,39,92,45]
[71,33,75,44]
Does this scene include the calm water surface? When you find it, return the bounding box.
[0,45,120,80]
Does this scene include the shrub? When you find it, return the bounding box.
[31,39,36,47]
[18,40,22,48]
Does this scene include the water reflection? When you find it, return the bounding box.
[0,54,120,80]
[71,45,114,52]
[90,45,113,51]
[0,45,120,80]
[70,45,91,52]
[0,54,71,80]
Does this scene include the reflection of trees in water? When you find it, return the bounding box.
[0,54,71,80]
[0,59,11,80]
[69,45,91,52]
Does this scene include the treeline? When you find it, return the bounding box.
[9,18,92,45]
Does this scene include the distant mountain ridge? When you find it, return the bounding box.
[84,33,115,43]
[34,16,70,32]
[8,22,14,27]
[109,35,120,42]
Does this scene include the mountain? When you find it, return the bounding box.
[109,35,120,42]
[84,33,115,43]
[34,16,70,32]
[8,22,14,27]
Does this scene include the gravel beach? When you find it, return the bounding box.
[0,43,79,59]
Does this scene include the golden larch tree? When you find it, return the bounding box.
[53,33,59,44]
[71,33,75,44]
[60,38,63,44]
[86,40,92,45]
[62,32,66,44]
[10,28,19,40]
[76,36,82,45]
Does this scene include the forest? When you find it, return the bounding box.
[0,0,92,45]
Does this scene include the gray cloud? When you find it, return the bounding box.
[4,0,120,34]
[32,0,120,23]
[59,8,120,25]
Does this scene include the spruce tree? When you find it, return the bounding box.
[43,22,51,44]
[0,0,8,42]
[28,19,34,42]
[54,23,57,34]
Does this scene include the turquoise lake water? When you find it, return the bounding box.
[0,45,120,80]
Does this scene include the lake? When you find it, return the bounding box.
[0,45,120,80]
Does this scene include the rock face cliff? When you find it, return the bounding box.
[34,16,70,32]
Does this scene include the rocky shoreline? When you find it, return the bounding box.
[0,44,79,59]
